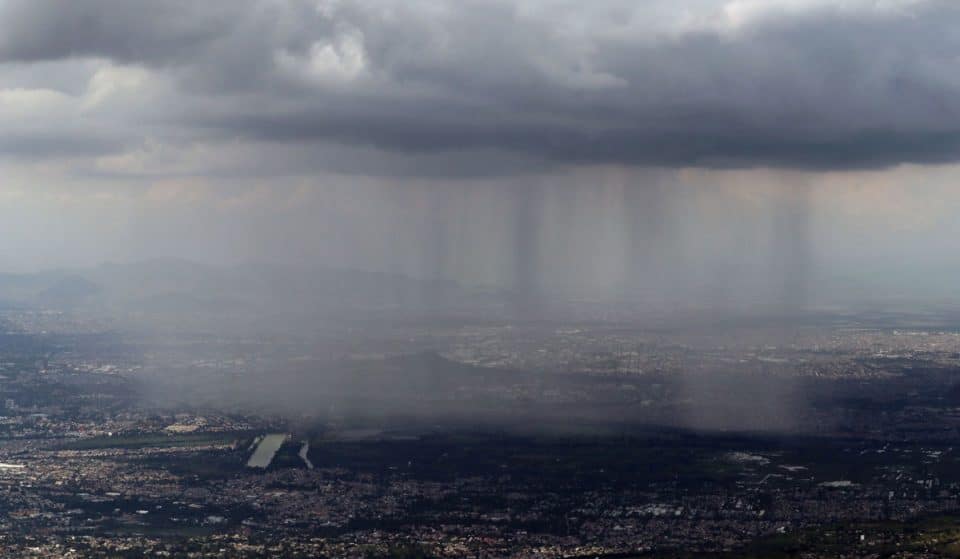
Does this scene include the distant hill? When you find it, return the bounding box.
[0,271,101,309]
[37,275,101,307]
[0,259,504,321]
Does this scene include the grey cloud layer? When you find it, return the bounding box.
[3,0,960,171]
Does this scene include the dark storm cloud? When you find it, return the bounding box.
[4,0,960,171]
[0,131,123,160]
[0,1,243,64]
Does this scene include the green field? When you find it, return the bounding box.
[60,430,254,450]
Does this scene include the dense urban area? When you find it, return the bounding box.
[2,304,960,557]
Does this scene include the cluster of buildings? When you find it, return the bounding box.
[0,311,959,556]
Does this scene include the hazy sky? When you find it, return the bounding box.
[2,0,960,304]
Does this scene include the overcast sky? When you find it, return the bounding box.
[2,0,960,305]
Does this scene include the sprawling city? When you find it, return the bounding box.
[0,291,959,557]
